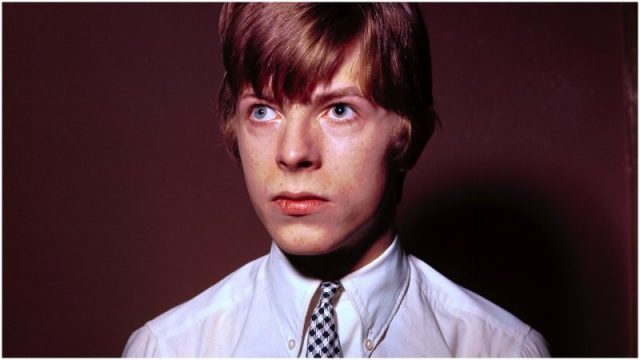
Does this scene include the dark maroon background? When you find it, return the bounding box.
[3,3,637,357]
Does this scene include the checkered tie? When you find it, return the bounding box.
[306,281,343,358]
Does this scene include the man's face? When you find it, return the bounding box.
[236,54,404,258]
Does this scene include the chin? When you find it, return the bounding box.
[271,228,343,256]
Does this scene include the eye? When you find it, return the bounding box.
[250,105,278,122]
[327,103,355,121]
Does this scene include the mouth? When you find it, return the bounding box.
[272,192,329,216]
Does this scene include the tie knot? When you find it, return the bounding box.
[319,281,341,304]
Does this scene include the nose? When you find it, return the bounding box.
[276,112,322,172]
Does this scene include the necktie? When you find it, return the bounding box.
[306,281,343,358]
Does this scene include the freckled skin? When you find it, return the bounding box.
[236,54,405,274]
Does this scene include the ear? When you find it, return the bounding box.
[387,116,412,172]
[393,108,437,171]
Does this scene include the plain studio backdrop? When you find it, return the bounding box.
[3,3,637,357]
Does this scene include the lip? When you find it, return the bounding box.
[272,192,328,216]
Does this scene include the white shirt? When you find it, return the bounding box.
[123,238,549,357]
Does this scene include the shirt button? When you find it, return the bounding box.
[364,339,374,351]
[288,339,296,350]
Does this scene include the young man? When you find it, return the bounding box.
[124,3,549,357]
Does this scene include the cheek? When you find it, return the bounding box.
[327,136,390,199]
[237,131,269,195]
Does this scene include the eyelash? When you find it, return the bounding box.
[325,103,356,122]
[248,104,279,122]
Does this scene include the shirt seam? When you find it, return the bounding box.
[520,326,536,356]
[341,278,371,342]
[414,280,453,355]
[150,272,258,356]
[423,284,527,352]
[265,259,301,357]
[368,260,411,356]
[144,322,172,357]
[229,267,266,356]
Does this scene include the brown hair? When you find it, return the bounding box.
[218,3,437,170]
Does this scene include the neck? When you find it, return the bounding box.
[286,226,396,280]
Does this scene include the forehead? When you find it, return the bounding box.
[312,51,365,95]
[244,50,371,105]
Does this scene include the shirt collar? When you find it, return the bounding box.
[341,236,409,347]
[266,242,320,351]
[265,236,409,354]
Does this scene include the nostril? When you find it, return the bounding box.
[276,156,317,171]
[275,121,321,171]
[298,160,313,168]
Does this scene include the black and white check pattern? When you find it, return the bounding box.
[306,281,343,358]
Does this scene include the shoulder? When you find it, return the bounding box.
[405,255,549,357]
[123,255,268,357]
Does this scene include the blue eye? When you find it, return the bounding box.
[328,104,355,121]
[250,105,277,121]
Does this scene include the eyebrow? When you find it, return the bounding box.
[239,91,277,104]
[311,86,365,105]
[238,86,366,106]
